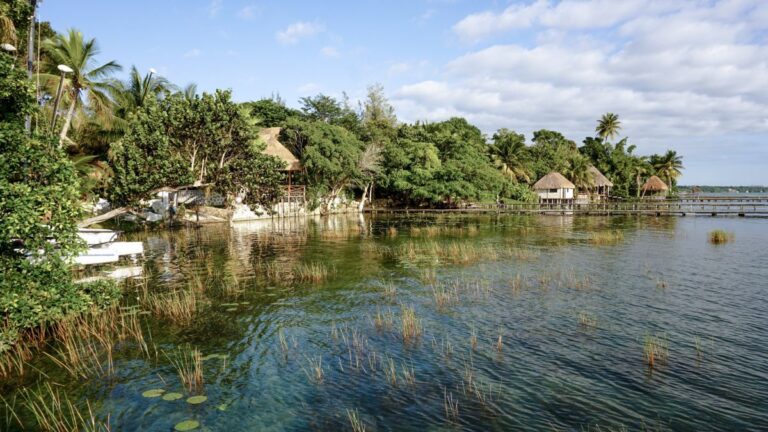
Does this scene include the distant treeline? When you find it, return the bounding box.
[679,186,767,193]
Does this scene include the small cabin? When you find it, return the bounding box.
[641,175,668,199]
[588,166,613,201]
[259,127,304,203]
[533,172,576,204]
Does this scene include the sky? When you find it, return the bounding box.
[39,0,768,185]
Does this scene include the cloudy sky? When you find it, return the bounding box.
[41,0,768,185]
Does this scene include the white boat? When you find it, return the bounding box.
[74,253,119,265]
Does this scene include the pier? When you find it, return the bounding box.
[367,196,768,217]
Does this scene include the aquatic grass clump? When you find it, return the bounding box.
[400,306,423,344]
[295,262,335,283]
[347,408,366,432]
[145,290,198,324]
[643,333,669,369]
[708,230,734,244]
[578,312,598,329]
[9,382,109,432]
[165,346,204,394]
[303,356,324,384]
[431,283,459,311]
[589,230,624,245]
[371,308,394,331]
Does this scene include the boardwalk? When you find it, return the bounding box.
[367,196,768,217]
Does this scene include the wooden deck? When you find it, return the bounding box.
[366,197,768,217]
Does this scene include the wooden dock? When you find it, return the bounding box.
[366,196,768,217]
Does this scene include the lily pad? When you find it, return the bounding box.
[141,389,165,398]
[186,395,208,405]
[217,403,228,411]
[162,392,184,401]
[174,420,200,431]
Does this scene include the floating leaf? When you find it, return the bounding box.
[217,403,228,411]
[174,420,200,431]
[221,303,239,307]
[186,395,208,405]
[162,392,184,401]
[239,302,250,305]
[142,389,165,398]
[226,308,238,312]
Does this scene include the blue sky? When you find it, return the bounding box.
[40,0,768,185]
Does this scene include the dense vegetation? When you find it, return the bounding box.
[0,6,118,351]
[1,13,686,212]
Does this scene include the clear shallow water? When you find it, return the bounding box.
[3,214,768,431]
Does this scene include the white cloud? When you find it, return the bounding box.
[388,62,412,76]
[320,46,340,58]
[396,0,768,182]
[298,82,321,94]
[238,5,260,20]
[276,21,324,45]
[183,48,202,58]
[208,0,223,17]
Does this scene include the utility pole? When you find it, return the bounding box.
[25,0,38,133]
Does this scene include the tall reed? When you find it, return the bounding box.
[165,346,204,394]
[400,306,422,344]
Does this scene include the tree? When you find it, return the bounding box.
[356,143,382,211]
[361,83,396,127]
[489,129,531,184]
[109,90,285,208]
[1,39,118,348]
[564,154,594,193]
[528,129,579,181]
[244,97,301,127]
[41,29,121,146]
[651,150,684,188]
[281,118,364,211]
[113,66,174,120]
[595,113,622,143]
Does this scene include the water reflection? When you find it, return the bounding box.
[4,214,766,431]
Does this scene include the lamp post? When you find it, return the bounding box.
[50,64,74,131]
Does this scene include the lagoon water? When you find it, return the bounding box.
[4,214,768,431]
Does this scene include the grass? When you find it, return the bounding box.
[643,333,669,369]
[589,230,624,245]
[145,290,198,324]
[431,283,459,310]
[578,312,598,329]
[371,308,394,331]
[304,356,324,384]
[295,262,335,283]
[708,230,734,244]
[400,306,422,344]
[165,346,204,394]
[347,408,366,432]
[8,382,110,431]
[443,388,459,422]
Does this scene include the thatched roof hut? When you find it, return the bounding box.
[258,127,301,171]
[642,175,668,192]
[533,172,576,190]
[587,166,613,187]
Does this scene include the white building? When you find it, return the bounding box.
[533,172,576,204]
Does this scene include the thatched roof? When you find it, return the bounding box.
[533,172,576,190]
[588,166,613,187]
[258,127,302,171]
[642,175,668,192]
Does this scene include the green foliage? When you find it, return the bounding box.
[109,90,284,207]
[244,98,301,127]
[379,118,506,205]
[528,129,580,181]
[1,47,119,341]
[281,118,364,203]
[490,129,531,183]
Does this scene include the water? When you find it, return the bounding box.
[3,214,768,431]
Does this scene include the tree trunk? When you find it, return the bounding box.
[358,183,370,213]
[78,207,129,227]
[59,96,77,146]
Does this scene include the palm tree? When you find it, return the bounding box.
[653,150,684,187]
[596,113,622,143]
[41,29,121,145]
[489,129,531,184]
[113,66,173,116]
[565,155,594,193]
[630,156,651,198]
